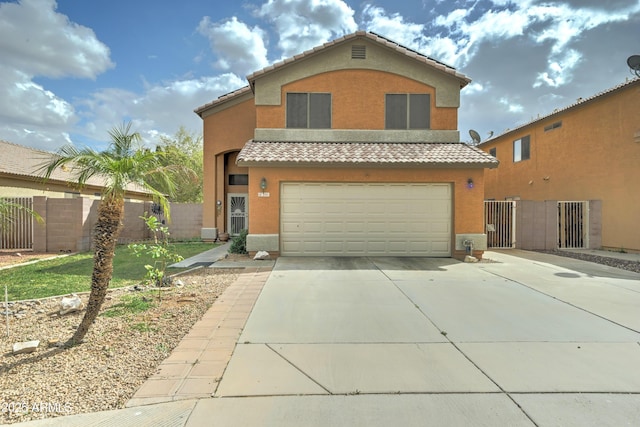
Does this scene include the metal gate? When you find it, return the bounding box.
[558,201,587,248]
[0,197,34,250]
[484,201,516,248]
[228,194,248,236]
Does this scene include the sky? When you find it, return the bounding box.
[0,0,638,152]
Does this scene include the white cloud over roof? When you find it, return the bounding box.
[0,0,638,149]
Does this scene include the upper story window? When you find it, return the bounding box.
[489,147,497,158]
[513,135,530,162]
[286,93,331,129]
[544,121,562,132]
[385,94,430,129]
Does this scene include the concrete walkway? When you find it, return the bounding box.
[14,250,640,426]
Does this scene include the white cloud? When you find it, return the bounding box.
[0,0,113,79]
[0,0,113,150]
[499,97,524,113]
[361,5,428,49]
[197,16,269,76]
[462,82,486,95]
[363,1,640,88]
[76,74,246,149]
[257,0,357,57]
[534,49,583,88]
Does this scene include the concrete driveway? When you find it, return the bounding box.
[190,251,640,426]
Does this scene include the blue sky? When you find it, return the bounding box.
[1,0,639,151]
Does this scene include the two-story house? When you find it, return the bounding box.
[195,31,498,259]
[479,78,640,252]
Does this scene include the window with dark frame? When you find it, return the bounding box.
[286,93,331,129]
[228,174,249,186]
[489,147,497,158]
[513,135,530,162]
[385,94,430,129]
[544,121,562,132]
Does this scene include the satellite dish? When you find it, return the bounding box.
[627,55,640,77]
[469,129,481,144]
[487,131,494,139]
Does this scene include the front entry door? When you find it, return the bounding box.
[228,194,248,236]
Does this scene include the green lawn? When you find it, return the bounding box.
[0,242,216,301]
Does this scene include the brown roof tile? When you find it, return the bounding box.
[237,141,498,168]
[0,140,150,195]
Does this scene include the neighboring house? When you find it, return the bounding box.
[195,31,498,259]
[0,139,150,200]
[478,78,640,252]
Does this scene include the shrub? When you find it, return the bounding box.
[229,229,248,254]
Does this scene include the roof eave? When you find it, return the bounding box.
[237,160,498,169]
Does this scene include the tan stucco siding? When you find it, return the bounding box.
[246,167,485,239]
[202,97,256,229]
[253,38,462,108]
[255,69,458,130]
[481,82,640,251]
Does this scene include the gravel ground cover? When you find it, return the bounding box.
[535,250,640,274]
[0,267,239,424]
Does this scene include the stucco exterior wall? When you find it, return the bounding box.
[255,69,457,131]
[202,97,256,231]
[481,81,640,251]
[1,176,100,199]
[252,38,462,108]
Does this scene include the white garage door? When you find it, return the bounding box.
[280,182,452,256]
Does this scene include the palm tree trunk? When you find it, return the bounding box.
[68,196,124,346]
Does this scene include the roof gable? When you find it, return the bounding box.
[195,31,471,116]
[247,31,470,88]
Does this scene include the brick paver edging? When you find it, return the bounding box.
[126,267,272,407]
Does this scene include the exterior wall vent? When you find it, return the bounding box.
[351,45,366,59]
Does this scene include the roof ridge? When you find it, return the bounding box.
[482,77,640,143]
[0,139,56,155]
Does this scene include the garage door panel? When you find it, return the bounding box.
[281,183,452,256]
[430,222,451,233]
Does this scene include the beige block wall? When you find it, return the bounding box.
[167,203,203,240]
[31,197,203,253]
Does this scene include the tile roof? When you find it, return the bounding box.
[480,77,640,144]
[246,31,470,86]
[237,141,498,168]
[0,140,149,195]
[194,85,252,116]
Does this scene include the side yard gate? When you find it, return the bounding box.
[484,199,595,250]
[0,197,33,250]
[484,200,516,248]
[557,201,588,249]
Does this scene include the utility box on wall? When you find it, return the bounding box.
[455,234,488,251]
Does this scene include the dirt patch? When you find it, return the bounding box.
[0,251,61,269]
[0,267,240,424]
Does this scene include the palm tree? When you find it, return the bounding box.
[40,122,175,345]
